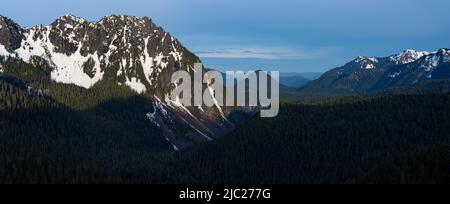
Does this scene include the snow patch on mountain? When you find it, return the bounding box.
[146,106,180,151]
[356,56,378,69]
[164,93,214,141]
[15,30,47,61]
[146,111,160,127]
[0,44,9,59]
[125,77,146,93]
[141,37,155,85]
[59,14,87,25]
[438,48,450,63]
[154,52,169,69]
[421,55,441,72]
[164,93,195,118]
[388,71,401,78]
[0,25,105,89]
[155,101,168,117]
[47,40,105,89]
[390,50,430,65]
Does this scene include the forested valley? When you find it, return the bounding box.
[1,62,449,183]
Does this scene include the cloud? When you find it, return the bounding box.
[195,47,331,60]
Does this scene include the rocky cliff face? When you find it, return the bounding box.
[0,16,24,53]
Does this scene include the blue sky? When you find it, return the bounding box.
[1,0,450,72]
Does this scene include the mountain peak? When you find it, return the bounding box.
[354,56,379,69]
[57,14,87,24]
[399,49,430,56]
[101,14,141,20]
[389,49,430,65]
[437,48,450,55]
[0,16,24,53]
[98,15,155,26]
[0,15,22,29]
[53,14,154,28]
[0,15,12,24]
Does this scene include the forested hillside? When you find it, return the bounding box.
[166,94,450,184]
[0,76,173,183]
[2,78,449,183]
[356,145,450,184]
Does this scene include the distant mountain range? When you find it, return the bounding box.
[278,72,322,88]
[301,49,450,93]
[280,72,322,80]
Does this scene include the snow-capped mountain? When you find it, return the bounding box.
[301,49,450,93]
[352,50,431,70]
[0,14,246,149]
[0,14,195,94]
[389,49,431,65]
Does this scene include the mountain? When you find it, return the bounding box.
[0,14,249,149]
[277,72,323,88]
[298,72,323,80]
[0,14,199,94]
[280,72,322,80]
[279,75,311,88]
[301,49,450,93]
